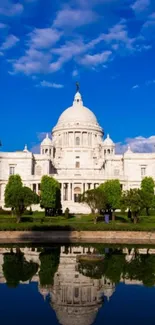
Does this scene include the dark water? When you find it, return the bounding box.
[1,244,155,325]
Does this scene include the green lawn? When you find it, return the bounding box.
[0,212,155,231]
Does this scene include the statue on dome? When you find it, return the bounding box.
[76,82,80,92]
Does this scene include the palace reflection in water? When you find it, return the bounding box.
[1,245,155,325]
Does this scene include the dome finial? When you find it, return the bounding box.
[76,81,80,93]
[46,133,49,138]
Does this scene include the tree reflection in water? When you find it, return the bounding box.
[1,245,155,324]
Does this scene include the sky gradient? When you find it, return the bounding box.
[0,0,155,153]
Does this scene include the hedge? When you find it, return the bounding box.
[0,222,155,231]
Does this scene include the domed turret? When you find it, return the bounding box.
[103,134,115,155]
[40,133,53,156]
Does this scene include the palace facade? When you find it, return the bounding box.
[0,89,155,213]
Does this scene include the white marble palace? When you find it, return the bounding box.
[0,88,155,213]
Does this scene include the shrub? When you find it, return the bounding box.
[64,208,70,219]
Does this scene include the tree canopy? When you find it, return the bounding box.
[40,176,61,215]
[141,177,155,215]
[79,188,107,214]
[3,250,38,288]
[99,180,122,211]
[5,175,39,222]
[121,188,143,223]
[39,247,60,286]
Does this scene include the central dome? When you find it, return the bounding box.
[56,91,98,127]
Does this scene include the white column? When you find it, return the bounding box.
[70,183,73,201]
[68,183,71,201]
[61,183,64,202]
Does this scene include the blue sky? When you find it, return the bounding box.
[1,0,155,153]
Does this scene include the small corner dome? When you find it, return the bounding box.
[56,91,99,127]
[103,134,114,146]
[41,134,52,146]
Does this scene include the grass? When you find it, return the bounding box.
[0,212,155,231]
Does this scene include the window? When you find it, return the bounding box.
[114,169,120,176]
[76,156,80,159]
[33,184,36,193]
[9,166,15,175]
[75,137,80,146]
[141,167,146,177]
[74,287,79,298]
[75,161,80,168]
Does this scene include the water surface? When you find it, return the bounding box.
[0,244,155,325]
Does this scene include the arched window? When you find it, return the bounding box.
[75,137,80,146]
[45,149,48,153]
[75,161,80,168]
[74,187,81,202]
[107,149,110,154]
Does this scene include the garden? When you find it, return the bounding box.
[1,174,155,231]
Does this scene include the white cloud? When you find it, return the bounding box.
[39,80,64,88]
[53,8,97,29]
[132,84,139,89]
[141,12,155,39]
[12,48,52,75]
[145,79,155,86]
[80,50,112,66]
[8,11,152,77]
[28,28,62,49]
[72,69,79,77]
[0,1,23,16]
[131,0,150,13]
[50,35,109,72]
[1,34,19,50]
[116,136,155,154]
[101,20,137,52]
[0,23,7,28]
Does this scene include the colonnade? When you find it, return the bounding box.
[60,131,100,147]
[61,182,100,202]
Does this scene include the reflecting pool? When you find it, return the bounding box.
[1,244,155,325]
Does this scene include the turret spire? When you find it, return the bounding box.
[76,81,80,93]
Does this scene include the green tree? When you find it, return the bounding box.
[5,175,39,222]
[99,180,122,221]
[78,258,104,279]
[39,247,60,286]
[79,188,107,214]
[3,250,38,288]
[126,254,155,287]
[40,176,61,216]
[103,251,127,283]
[121,189,143,223]
[141,177,155,216]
